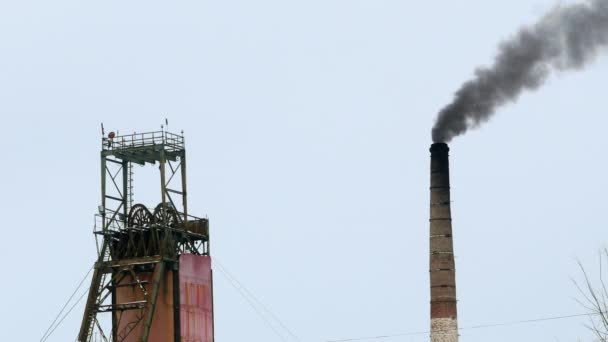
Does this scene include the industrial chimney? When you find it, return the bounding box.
[429,143,459,342]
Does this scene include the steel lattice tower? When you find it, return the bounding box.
[78,130,214,342]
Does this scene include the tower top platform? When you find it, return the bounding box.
[102,130,185,164]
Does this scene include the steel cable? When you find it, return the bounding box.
[40,267,92,341]
[326,312,602,341]
[214,257,301,341]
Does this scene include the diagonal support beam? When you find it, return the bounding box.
[140,261,165,342]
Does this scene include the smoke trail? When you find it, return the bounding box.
[432,0,608,143]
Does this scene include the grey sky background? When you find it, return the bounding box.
[1,0,607,341]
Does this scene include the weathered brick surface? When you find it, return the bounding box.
[430,174,449,187]
[431,286,456,299]
[430,270,456,287]
[430,219,453,236]
[430,318,459,342]
[430,191,450,204]
[430,301,457,318]
[430,236,454,253]
[430,255,455,270]
[430,205,452,220]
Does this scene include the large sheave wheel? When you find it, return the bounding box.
[153,203,178,227]
[127,204,153,228]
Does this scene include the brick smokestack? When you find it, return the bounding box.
[429,143,459,342]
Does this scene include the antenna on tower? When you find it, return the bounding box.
[101,123,105,136]
[162,118,169,133]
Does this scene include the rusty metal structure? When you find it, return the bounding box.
[429,143,459,342]
[78,130,214,342]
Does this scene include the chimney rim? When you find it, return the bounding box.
[430,142,449,153]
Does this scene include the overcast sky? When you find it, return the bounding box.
[1,0,607,341]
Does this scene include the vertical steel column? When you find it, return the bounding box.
[160,149,167,217]
[122,160,129,222]
[101,155,107,231]
[80,152,108,342]
[180,152,188,222]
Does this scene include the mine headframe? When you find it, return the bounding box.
[78,130,210,342]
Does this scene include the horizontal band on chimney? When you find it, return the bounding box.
[431,296,457,302]
[431,299,457,303]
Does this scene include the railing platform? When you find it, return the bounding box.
[102,131,185,164]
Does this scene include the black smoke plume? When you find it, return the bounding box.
[433,0,608,143]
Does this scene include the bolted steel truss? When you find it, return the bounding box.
[78,131,210,342]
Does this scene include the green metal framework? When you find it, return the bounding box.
[78,131,210,342]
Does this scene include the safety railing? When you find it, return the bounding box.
[102,131,184,152]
